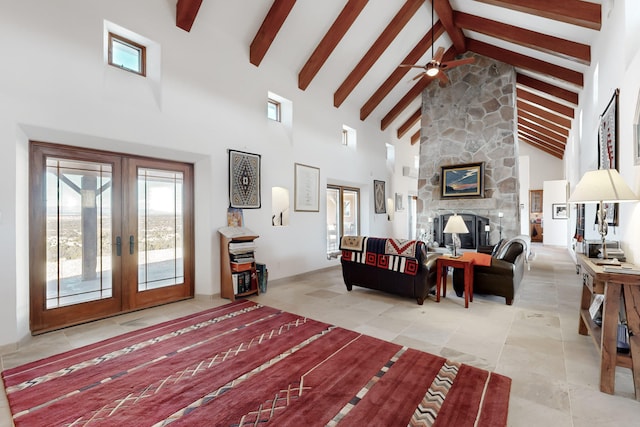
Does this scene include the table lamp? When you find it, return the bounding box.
[443,213,469,257]
[568,169,638,259]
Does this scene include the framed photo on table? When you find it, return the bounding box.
[294,163,320,212]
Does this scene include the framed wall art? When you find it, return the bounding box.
[374,180,386,214]
[552,203,568,219]
[294,163,320,212]
[441,162,484,198]
[228,149,261,209]
[598,88,619,170]
[634,88,640,165]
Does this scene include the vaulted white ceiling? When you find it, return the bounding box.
[176,0,604,159]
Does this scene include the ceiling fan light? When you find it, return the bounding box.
[426,66,439,77]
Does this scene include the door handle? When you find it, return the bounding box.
[116,236,122,256]
[130,235,135,255]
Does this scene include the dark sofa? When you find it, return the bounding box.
[452,237,527,305]
[339,236,439,305]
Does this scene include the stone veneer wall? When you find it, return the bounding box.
[417,53,520,245]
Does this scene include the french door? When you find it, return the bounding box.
[29,142,194,333]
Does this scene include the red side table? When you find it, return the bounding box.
[436,255,475,308]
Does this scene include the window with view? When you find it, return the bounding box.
[326,185,359,255]
[267,99,281,122]
[108,32,146,76]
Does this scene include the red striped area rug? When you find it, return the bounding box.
[2,300,511,426]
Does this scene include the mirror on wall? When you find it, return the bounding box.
[272,187,290,226]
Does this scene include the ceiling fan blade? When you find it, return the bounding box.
[440,57,475,70]
[433,46,445,63]
[437,71,449,85]
[399,64,427,69]
[412,72,426,81]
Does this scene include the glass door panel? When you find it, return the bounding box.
[343,189,359,236]
[45,158,113,308]
[326,187,340,253]
[137,168,184,291]
[125,158,193,309]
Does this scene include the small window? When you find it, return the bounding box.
[342,125,356,147]
[267,99,281,122]
[108,32,146,76]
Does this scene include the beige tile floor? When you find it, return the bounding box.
[2,244,640,426]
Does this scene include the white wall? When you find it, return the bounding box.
[0,1,422,349]
[565,1,640,262]
[542,180,569,246]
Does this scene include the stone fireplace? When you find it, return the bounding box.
[417,52,520,245]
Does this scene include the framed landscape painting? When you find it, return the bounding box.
[441,162,484,198]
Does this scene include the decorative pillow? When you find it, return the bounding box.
[340,235,366,252]
[385,238,417,258]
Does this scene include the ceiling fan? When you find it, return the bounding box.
[399,46,474,85]
[399,0,474,85]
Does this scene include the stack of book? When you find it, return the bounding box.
[229,240,257,295]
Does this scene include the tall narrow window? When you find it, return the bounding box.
[267,99,281,122]
[326,185,359,255]
[108,32,146,76]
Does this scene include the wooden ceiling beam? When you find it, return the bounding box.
[397,108,421,139]
[432,0,466,52]
[517,100,571,129]
[518,131,564,156]
[518,117,566,144]
[474,0,601,30]
[360,21,445,121]
[411,130,421,145]
[517,87,574,118]
[516,73,578,105]
[455,12,590,65]
[467,38,583,87]
[519,129,565,152]
[298,0,368,90]
[518,109,569,138]
[381,76,433,131]
[334,0,423,107]
[518,124,566,148]
[250,0,297,66]
[380,48,457,130]
[518,133,563,159]
[176,0,203,32]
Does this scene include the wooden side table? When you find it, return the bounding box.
[577,254,640,399]
[436,256,474,308]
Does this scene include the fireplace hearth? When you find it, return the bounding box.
[434,214,490,250]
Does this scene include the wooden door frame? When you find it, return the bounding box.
[29,141,194,334]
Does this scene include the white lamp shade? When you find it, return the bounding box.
[568,169,638,203]
[443,214,469,234]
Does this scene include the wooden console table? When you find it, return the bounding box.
[436,256,474,308]
[576,254,640,399]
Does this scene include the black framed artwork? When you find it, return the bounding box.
[440,162,484,198]
[228,149,261,209]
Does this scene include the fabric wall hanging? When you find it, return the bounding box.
[229,149,261,209]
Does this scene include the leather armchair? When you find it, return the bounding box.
[452,237,526,305]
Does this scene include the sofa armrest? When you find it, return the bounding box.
[475,258,515,276]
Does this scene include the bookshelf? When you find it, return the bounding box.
[219,227,259,301]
